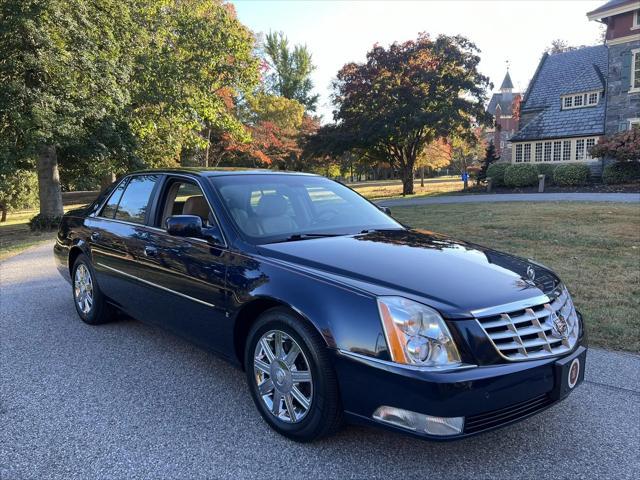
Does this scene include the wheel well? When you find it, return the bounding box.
[68,246,83,275]
[233,298,326,370]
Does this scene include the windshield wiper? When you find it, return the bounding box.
[281,233,345,242]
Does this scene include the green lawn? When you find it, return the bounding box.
[391,202,640,353]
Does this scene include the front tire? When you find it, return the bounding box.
[245,307,343,442]
[71,254,114,325]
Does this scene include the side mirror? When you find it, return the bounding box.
[378,206,391,215]
[166,215,203,238]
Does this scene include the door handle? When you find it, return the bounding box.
[144,246,158,257]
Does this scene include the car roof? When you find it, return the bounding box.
[132,167,319,178]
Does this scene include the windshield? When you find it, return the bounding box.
[210,174,403,244]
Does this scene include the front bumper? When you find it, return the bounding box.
[333,339,587,440]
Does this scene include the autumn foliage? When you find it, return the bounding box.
[590,128,640,162]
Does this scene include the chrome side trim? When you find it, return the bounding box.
[337,349,477,373]
[470,294,551,318]
[96,262,216,308]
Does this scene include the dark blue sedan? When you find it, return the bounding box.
[54,169,586,441]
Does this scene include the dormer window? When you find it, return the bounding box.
[561,90,601,110]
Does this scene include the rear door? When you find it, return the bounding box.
[87,174,161,320]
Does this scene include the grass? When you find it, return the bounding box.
[351,178,464,200]
[0,205,85,261]
[391,202,640,353]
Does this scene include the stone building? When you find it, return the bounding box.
[486,71,521,162]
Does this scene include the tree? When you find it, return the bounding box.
[0,0,136,220]
[326,34,491,195]
[263,31,319,112]
[416,139,452,186]
[590,127,640,161]
[449,130,486,188]
[477,140,499,184]
[544,39,576,55]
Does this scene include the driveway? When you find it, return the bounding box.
[377,192,640,207]
[1,242,639,479]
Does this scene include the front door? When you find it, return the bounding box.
[136,177,232,357]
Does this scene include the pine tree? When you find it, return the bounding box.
[478,141,499,184]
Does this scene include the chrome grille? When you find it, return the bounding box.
[475,287,580,361]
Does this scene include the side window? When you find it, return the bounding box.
[99,181,127,219]
[113,175,159,224]
[160,180,212,227]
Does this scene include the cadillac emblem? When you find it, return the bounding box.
[526,265,536,281]
[568,358,580,389]
[551,311,569,339]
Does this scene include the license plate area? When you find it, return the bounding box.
[551,346,587,400]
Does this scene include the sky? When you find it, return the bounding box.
[231,0,605,122]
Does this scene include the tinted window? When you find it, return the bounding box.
[211,174,402,243]
[113,175,158,224]
[100,181,126,219]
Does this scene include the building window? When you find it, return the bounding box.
[629,118,640,130]
[524,143,531,162]
[576,139,585,160]
[634,10,640,28]
[515,144,523,162]
[587,92,598,105]
[562,140,571,161]
[553,141,562,161]
[573,95,583,107]
[586,138,596,159]
[563,97,573,108]
[543,141,552,161]
[561,91,601,109]
[632,49,640,91]
[535,142,543,162]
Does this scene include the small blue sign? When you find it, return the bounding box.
[461,173,469,182]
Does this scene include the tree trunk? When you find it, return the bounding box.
[420,166,425,187]
[37,145,64,218]
[0,202,6,222]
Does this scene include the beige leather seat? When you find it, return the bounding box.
[255,194,297,235]
[182,196,210,224]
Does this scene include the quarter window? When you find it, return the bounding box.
[113,175,158,224]
[100,181,126,219]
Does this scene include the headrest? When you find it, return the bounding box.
[183,195,209,219]
[255,194,289,217]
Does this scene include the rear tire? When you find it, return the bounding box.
[245,307,343,442]
[71,254,114,325]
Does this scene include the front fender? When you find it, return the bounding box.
[227,251,389,361]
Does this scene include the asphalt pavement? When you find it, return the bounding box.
[1,242,639,479]
[377,192,640,207]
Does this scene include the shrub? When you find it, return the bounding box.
[29,213,62,232]
[504,164,539,187]
[602,161,640,184]
[536,164,557,185]
[553,164,590,186]
[0,169,39,211]
[590,128,640,161]
[486,163,509,187]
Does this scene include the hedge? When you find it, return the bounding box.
[553,164,590,186]
[486,163,509,187]
[602,161,640,184]
[0,169,39,211]
[536,164,557,185]
[504,164,539,187]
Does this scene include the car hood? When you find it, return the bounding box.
[257,229,560,317]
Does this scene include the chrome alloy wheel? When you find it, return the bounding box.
[74,264,94,315]
[253,330,313,423]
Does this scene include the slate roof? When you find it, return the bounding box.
[500,71,514,89]
[487,93,519,116]
[512,45,608,142]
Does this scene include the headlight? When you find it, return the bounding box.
[377,296,462,368]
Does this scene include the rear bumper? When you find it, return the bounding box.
[333,340,587,440]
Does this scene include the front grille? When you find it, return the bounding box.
[464,394,553,434]
[475,287,579,361]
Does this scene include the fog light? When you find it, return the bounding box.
[373,406,464,436]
